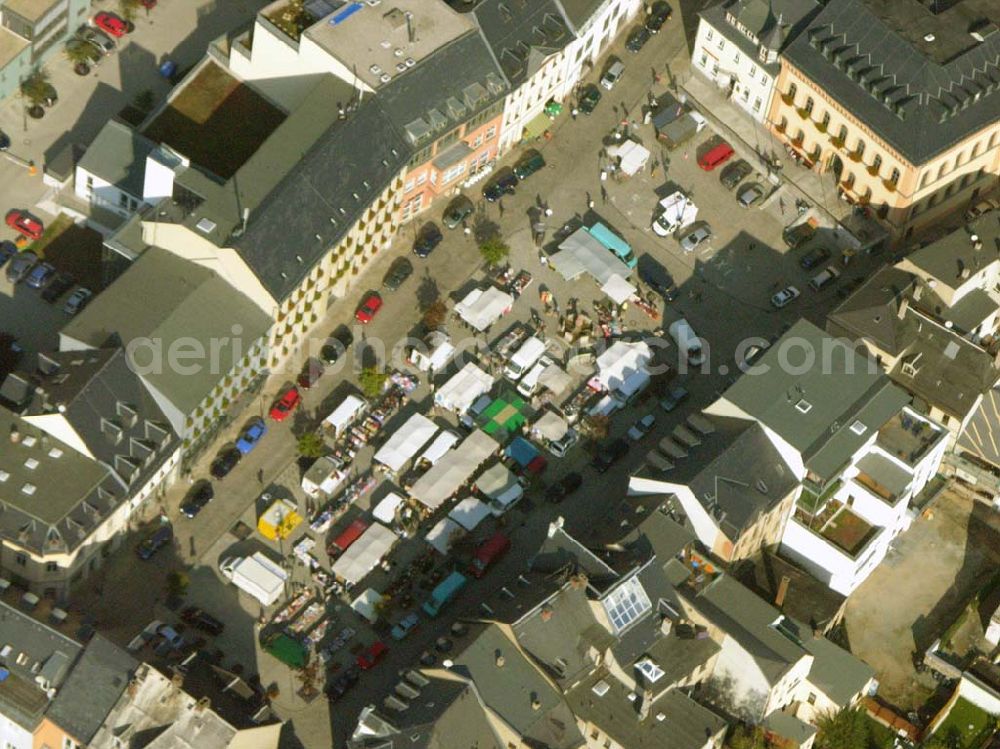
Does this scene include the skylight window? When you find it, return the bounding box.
[0,471,8,482]
[850,420,866,435]
[21,484,36,495]
[795,399,812,414]
[636,659,665,683]
[195,217,217,234]
[24,458,38,470]
[592,680,610,697]
[602,576,652,633]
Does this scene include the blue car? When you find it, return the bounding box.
[391,612,420,640]
[0,241,15,267]
[236,417,267,455]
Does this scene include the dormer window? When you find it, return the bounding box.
[795,399,812,414]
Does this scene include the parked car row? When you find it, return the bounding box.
[2,243,93,313]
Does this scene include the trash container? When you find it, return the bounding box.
[159,60,177,79]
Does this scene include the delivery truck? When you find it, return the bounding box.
[220,552,288,607]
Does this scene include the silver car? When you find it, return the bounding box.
[737,183,766,208]
[679,223,712,253]
[5,251,37,284]
[80,28,115,55]
[63,287,92,315]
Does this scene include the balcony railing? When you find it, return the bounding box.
[796,107,811,119]
[867,164,881,177]
[775,121,787,134]
[792,134,805,147]
[781,92,795,106]
[829,136,845,149]
[815,120,828,134]
[848,150,863,162]
[883,179,898,193]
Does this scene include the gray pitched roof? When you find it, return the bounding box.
[554,0,604,31]
[826,266,915,356]
[379,32,508,144]
[452,623,584,749]
[60,247,272,417]
[783,0,1000,164]
[0,410,125,556]
[700,0,820,74]
[566,671,728,749]
[473,0,573,87]
[28,348,177,491]
[717,320,910,481]
[899,214,1000,292]
[0,602,82,729]
[803,634,874,705]
[627,508,696,562]
[46,635,137,744]
[689,574,806,684]
[530,519,619,586]
[77,120,158,200]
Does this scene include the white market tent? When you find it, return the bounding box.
[434,362,495,413]
[477,462,523,511]
[601,273,637,305]
[408,429,499,510]
[538,363,573,396]
[532,410,569,441]
[425,517,465,555]
[552,228,633,285]
[351,588,384,623]
[448,497,491,531]
[332,522,398,585]
[323,395,367,435]
[608,139,651,176]
[596,340,652,392]
[455,287,514,332]
[374,413,439,472]
[372,492,405,525]
[417,431,461,466]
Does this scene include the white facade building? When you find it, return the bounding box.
[690,0,819,123]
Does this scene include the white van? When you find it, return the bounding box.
[669,318,704,367]
[517,356,554,397]
[504,337,546,381]
[809,266,840,291]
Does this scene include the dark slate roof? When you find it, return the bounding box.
[0,602,82,729]
[451,623,585,749]
[732,549,847,633]
[566,671,728,749]
[803,634,874,705]
[688,574,805,685]
[899,214,1000,292]
[783,0,1000,164]
[626,508,695,562]
[46,635,137,744]
[473,0,573,87]
[718,320,911,481]
[77,119,158,200]
[0,410,125,556]
[512,584,614,687]
[348,677,503,749]
[228,97,412,301]
[645,632,721,687]
[825,266,915,356]
[555,0,604,31]
[379,31,508,147]
[530,519,620,587]
[700,0,820,74]
[29,348,177,492]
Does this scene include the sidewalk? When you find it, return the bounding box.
[681,72,853,226]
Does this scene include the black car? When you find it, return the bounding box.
[297,357,324,389]
[545,472,583,503]
[483,170,518,202]
[591,438,629,473]
[210,447,241,479]
[383,257,414,290]
[799,246,831,270]
[578,83,602,114]
[180,606,225,635]
[645,0,672,32]
[413,224,442,258]
[626,25,650,52]
[719,159,753,190]
[0,131,9,151]
[180,481,214,518]
[321,326,354,364]
[327,665,360,700]
[41,272,74,303]
[136,525,172,560]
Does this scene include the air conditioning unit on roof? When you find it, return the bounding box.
[380,73,391,83]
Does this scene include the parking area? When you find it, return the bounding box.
[844,490,1000,709]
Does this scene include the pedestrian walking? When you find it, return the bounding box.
[571,108,578,120]
[257,468,264,484]
[600,185,608,203]
[498,199,505,217]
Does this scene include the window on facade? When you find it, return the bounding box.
[889,167,900,185]
[712,63,720,76]
[700,53,708,68]
[753,97,762,111]
[749,64,757,77]
[855,139,865,158]
[734,52,741,64]
[919,171,930,188]
[971,142,981,159]
[820,112,830,130]
[807,693,817,705]
[46,562,58,572]
[803,97,814,115]
[871,154,882,174]
[717,38,725,50]
[485,125,497,140]
[15,553,26,566]
[442,163,466,183]
[707,29,713,41]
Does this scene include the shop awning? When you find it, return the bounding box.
[372,493,405,525]
[323,395,367,434]
[434,362,495,413]
[552,227,632,285]
[538,363,573,396]
[523,111,552,140]
[425,517,465,555]
[532,410,568,441]
[455,287,514,332]
[448,497,491,531]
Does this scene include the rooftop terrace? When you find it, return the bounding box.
[876,409,945,467]
[143,62,286,179]
[795,500,879,558]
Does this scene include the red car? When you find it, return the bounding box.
[356,641,388,670]
[354,292,383,324]
[698,142,735,171]
[94,12,129,37]
[268,387,301,421]
[6,210,43,240]
[140,0,157,7]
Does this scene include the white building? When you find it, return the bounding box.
[701,320,947,596]
[690,0,819,123]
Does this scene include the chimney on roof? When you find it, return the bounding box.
[495,650,505,668]
[405,11,415,43]
[195,696,211,712]
[638,689,653,720]
[775,575,791,608]
[540,606,553,622]
[897,296,909,320]
[531,692,542,711]
[9,426,20,443]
